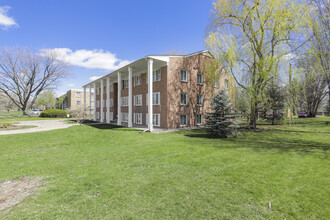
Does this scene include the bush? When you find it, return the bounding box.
[40,109,68,118]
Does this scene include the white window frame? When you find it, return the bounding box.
[146,113,160,127]
[96,112,100,119]
[96,88,100,95]
[110,84,113,92]
[180,69,188,82]
[180,114,188,126]
[76,92,81,98]
[134,94,142,106]
[214,79,219,88]
[146,92,160,105]
[91,101,94,107]
[96,100,100,108]
[134,75,141,86]
[225,79,229,89]
[122,96,129,106]
[197,72,203,85]
[109,99,113,107]
[153,69,161,82]
[122,79,129,89]
[122,112,128,122]
[197,95,203,106]
[134,113,142,124]
[110,112,113,120]
[196,114,203,125]
[180,93,188,105]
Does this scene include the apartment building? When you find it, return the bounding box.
[82,50,231,131]
[58,89,94,112]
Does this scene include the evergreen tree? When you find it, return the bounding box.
[205,89,239,138]
[264,79,285,125]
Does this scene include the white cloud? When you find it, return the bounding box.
[66,83,75,87]
[40,48,132,71]
[89,76,102,81]
[0,6,18,29]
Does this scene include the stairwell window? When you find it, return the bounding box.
[153,69,161,82]
[180,70,188,82]
[134,95,142,106]
[197,114,203,125]
[122,97,128,106]
[122,79,129,89]
[180,93,188,105]
[197,73,203,85]
[197,95,203,106]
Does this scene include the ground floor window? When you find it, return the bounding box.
[109,99,113,107]
[134,113,142,124]
[146,113,161,127]
[122,112,128,122]
[196,114,203,125]
[96,112,100,119]
[180,114,188,126]
[110,112,113,120]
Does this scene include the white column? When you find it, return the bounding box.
[117,72,122,125]
[100,79,104,122]
[93,83,96,121]
[106,77,110,123]
[83,86,86,119]
[147,58,153,132]
[128,67,133,128]
[89,85,92,120]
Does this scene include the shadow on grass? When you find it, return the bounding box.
[182,128,330,158]
[86,123,140,132]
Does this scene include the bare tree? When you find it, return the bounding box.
[0,47,69,115]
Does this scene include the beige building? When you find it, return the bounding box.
[58,89,94,113]
[82,50,232,131]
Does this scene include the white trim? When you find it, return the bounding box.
[134,94,142,106]
[146,92,160,106]
[122,112,128,122]
[146,113,160,127]
[180,69,188,82]
[134,113,142,124]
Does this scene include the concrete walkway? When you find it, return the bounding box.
[0,120,75,135]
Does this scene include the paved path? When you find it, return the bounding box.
[0,120,75,135]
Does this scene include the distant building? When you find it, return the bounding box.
[57,89,94,114]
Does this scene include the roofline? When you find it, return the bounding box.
[83,50,212,87]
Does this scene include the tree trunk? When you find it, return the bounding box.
[328,88,330,116]
[249,101,258,129]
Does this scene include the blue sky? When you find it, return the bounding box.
[0,0,213,96]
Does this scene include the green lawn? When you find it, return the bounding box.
[0,117,329,219]
[0,116,66,123]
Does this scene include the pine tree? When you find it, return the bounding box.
[205,89,239,138]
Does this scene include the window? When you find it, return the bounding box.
[110,112,113,120]
[122,113,128,122]
[110,84,113,92]
[225,79,229,89]
[96,88,100,95]
[76,101,81,105]
[180,114,188,126]
[180,93,188,105]
[134,95,142,106]
[197,73,203,85]
[180,70,188,82]
[76,92,81,98]
[146,92,160,105]
[197,114,203,125]
[146,114,160,127]
[197,95,203,106]
[122,97,128,106]
[91,101,94,107]
[153,69,161,82]
[109,99,113,107]
[102,100,105,107]
[214,79,219,88]
[96,101,100,108]
[134,113,142,124]
[96,112,100,119]
[134,75,141,86]
[122,79,129,89]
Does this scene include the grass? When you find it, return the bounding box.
[0,117,329,219]
[0,116,66,123]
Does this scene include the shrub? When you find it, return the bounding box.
[205,89,239,138]
[40,109,68,118]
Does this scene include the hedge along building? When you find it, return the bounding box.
[82,50,232,131]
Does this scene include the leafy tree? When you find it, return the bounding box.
[36,90,56,110]
[206,0,311,128]
[205,89,239,138]
[263,79,285,125]
[0,47,69,115]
